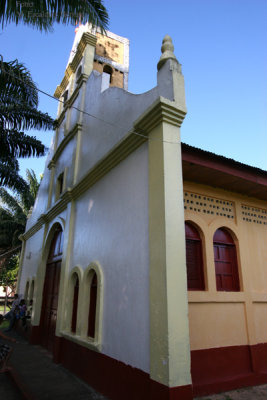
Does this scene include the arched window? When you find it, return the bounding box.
[185,222,205,290]
[71,273,79,334]
[103,65,113,83]
[213,228,240,292]
[40,226,63,351]
[29,280,35,304]
[24,281,30,303]
[88,271,97,338]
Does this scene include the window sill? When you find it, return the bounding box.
[60,331,101,352]
[188,291,245,303]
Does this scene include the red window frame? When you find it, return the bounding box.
[87,272,97,338]
[213,228,240,292]
[71,274,79,333]
[185,222,205,290]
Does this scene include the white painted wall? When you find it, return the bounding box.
[19,34,182,375]
[78,71,159,181]
[19,227,45,294]
[71,143,150,373]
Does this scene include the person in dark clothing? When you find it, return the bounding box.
[0,314,16,372]
[4,294,20,331]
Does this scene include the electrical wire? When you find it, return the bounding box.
[1,60,183,146]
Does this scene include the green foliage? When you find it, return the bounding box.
[0,58,54,191]
[0,169,40,291]
[0,0,109,32]
[0,254,19,291]
[0,320,9,330]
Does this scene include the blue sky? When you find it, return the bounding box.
[1,0,266,180]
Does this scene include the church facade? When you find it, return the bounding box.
[18,25,267,400]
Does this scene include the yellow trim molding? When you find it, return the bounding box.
[54,33,97,99]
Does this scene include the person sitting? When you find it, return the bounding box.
[4,294,20,332]
[18,299,27,327]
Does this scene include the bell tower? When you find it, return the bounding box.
[54,24,129,105]
[93,29,129,89]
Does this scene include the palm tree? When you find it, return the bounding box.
[0,169,40,289]
[0,0,109,32]
[0,58,54,191]
[0,169,40,249]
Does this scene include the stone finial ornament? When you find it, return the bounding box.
[157,35,179,70]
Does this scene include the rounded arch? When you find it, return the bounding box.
[213,227,235,244]
[83,261,103,288]
[42,221,65,265]
[65,266,83,334]
[185,221,205,290]
[185,219,205,239]
[213,226,240,292]
[80,261,104,343]
[69,265,83,283]
[209,220,239,243]
[39,223,64,351]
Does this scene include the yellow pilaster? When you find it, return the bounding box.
[135,98,191,388]
[56,198,76,334]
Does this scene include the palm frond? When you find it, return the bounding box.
[0,0,109,32]
[0,128,47,159]
[0,161,28,191]
[0,187,23,214]
[0,59,39,107]
[0,103,54,131]
[26,169,40,199]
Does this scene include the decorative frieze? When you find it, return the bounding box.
[184,191,235,219]
[241,204,267,225]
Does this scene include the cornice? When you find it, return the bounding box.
[56,75,87,124]
[23,97,184,241]
[48,123,82,168]
[54,33,97,99]
[134,96,186,133]
[76,73,89,87]
[71,130,147,200]
[23,129,146,240]
[22,219,44,241]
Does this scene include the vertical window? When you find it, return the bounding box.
[29,280,34,304]
[213,228,240,292]
[76,65,82,81]
[103,65,113,83]
[88,272,97,338]
[185,222,205,290]
[56,172,64,200]
[71,273,79,334]
[63,90,68,105]
[24,281,30,303]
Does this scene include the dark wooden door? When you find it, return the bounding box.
[186,239,204,290]
[214,244,239,291]
[88,272,97,338]
[41,229,63,351]
[185,222,205,290]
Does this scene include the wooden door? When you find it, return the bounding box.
[41,228,63,351]
[213,228,239,291]
[88,272,97,338]
[185,222,205,290]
